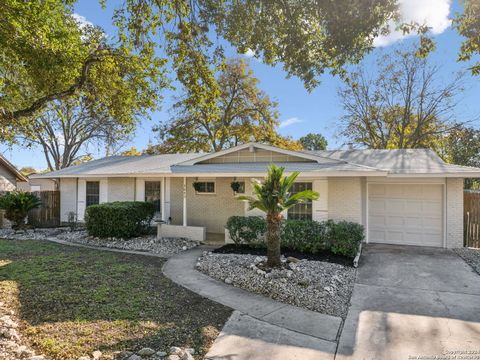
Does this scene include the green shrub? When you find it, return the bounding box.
[85,201,155,239]
[0,191,41,230]
[226,216,266,245]
[225,216,364,258]
[329,221,364,257]
[281,219,330,253]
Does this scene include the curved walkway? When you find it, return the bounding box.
[163,246,343,360]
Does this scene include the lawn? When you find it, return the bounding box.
[0,240,232,359]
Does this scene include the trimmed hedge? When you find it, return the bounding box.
[85,201,155,239]
[226,216,266,245]
[225,216,364,258]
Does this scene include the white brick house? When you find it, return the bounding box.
[33,143,480,248]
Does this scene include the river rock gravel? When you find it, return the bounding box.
[454,247,480,275]
[0,228,199,258]
[197,252,356,318]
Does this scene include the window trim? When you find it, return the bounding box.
[287,182,313,221]
[144,180,162,214]
[86,181,100,207]
[194,180,216,195]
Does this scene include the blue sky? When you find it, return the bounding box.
[2,0,479,169]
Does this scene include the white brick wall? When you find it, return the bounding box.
[170,177,245,233]
[446,178,464,248]
[328,178,363,224]
[60,178,77,222]
[108,178,135,201]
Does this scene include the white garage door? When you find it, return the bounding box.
[368,184,444,247]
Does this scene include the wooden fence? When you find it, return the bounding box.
[464,191,480,248]
[28,191,60,228]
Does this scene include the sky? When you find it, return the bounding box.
[2,0,479,170]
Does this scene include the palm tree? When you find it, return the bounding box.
[237,164,319,267]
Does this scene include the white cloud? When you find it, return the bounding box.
[72,13,93,28]
[279,117,303,128]
[373,0,452,47]
[243,49,255,58]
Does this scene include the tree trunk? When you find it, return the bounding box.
[266,211,282,267]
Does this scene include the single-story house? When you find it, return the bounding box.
[33,142,480,248]
[0,154,28,191]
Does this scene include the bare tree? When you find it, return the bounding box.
[19,98,133,171]
[338,46,464,149]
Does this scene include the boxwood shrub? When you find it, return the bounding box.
[225,216,365,258]
[85,201,155,239]
[226,216,266,245]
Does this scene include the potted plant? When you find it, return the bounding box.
[230,181,242,193]
[192,181,203,192]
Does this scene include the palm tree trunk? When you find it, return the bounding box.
[266,211,282,267]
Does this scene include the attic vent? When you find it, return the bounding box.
[249,144,255,153]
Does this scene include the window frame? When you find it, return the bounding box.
[144,181,162,214]
[194,180,216,195]
[287,182,313,221]
[86,181,100,207]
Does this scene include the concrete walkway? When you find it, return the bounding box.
[336,244,480,360]
[163,247,343,360]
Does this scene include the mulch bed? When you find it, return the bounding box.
[213,244,354,267]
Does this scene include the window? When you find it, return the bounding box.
[236,181,245,194]
[145,181,161,214]
[195,181,215,194]
[86,181,100,207]
[287,182,313,221]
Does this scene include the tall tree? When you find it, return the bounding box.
[299,133,328,151]
[441,125,480,189]
[338,46,464,149]
[148,58,301,153]
[0,0,166,132]
[18,98,133,171]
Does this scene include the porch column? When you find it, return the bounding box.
[161,177,166,221]
[183,177,187,226]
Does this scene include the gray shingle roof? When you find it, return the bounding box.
[309,149,480,175]
[33,146,480,178]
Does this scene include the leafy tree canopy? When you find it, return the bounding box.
[0,0,167,135]
[299,133,328,151]
[455,0,480,75]
[441,125,480,189]
[147,58,301,154]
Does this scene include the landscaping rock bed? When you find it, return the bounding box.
[197,252,356,318]
[0,228,199,258]
[0,300,45,360]
[454,247,480,275]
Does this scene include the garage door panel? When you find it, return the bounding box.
[368,184,443,247]
[370,199,386,212]
[385,199,405,213]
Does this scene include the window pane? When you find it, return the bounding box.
[196,181,215,193]
[287,182,313,221]
[145,181,161,213]
[86,181,100,207]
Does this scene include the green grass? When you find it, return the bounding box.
[0,240,232,359]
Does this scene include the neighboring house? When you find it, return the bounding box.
[17,178,58,192]
[34,142,480,248]
[0,154,28,191]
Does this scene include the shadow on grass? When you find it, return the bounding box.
[0,239,232,359]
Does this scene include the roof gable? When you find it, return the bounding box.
[0,155,27,182]
[176,143,342,165]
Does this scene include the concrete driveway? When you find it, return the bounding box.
[336,244,480,360]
